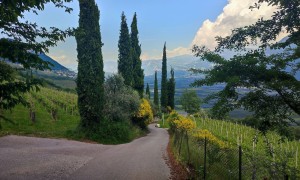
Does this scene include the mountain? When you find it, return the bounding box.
[38,53,69,71]
[104,54,213,77]
[142,54,212,76]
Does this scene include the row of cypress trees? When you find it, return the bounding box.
[118,12,144,98]
[75,0,173,133]
[150,43,176,112]
[76,1,145,133]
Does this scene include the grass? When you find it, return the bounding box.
[0,102,80,138]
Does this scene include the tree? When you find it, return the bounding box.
[103,74,140,122]
[154,71,159,107]
[76,0,104,130]
[131,13,144,97]
[0,0,73,115]
[191,0,300,134]
[118,12,132,86]
[160,43,168,110]
[180,90,201,114]
[167,68,175,109]
[146,83,150,99]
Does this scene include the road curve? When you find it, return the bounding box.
[0,124,170,180]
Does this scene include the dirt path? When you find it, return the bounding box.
[0,124,170,180]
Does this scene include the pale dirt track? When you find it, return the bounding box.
[0,124,170,180]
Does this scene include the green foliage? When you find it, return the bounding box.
[179,90,202,114]
[75,0,104,130]
[145,83,150,99]
[191,0,300,134]
[130,13,144,97]
[0,0,73,112]
[154,71,159,107]
[133,98,153,129]
[167,68,175,109]
[160,43,168,110]
[103,74,140,122]
[118,12,133,86]
[72,120,143,144]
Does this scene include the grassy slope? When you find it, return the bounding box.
[0,100,80,138]
[0,87,147,144]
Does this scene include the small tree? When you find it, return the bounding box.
[167,68,175,109]
[154,71,159,107]
[146,83,150,99]
[103,74,140,122]
[180,90,201,114]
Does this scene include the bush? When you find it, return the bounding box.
[132,98,153,129]
[70,119,142,144]
[103,74,140,122]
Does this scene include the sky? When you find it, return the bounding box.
[24,0,281,71]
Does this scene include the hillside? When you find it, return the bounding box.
[38,53,69,71]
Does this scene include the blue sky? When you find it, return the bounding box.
[24,0,279,70]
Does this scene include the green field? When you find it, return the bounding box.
[0,87,80,138]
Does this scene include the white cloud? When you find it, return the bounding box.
[192,0,281,50]
[166,46,191,58]
[141,46,192,60]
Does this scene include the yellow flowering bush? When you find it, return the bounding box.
[193,129,226,148]
[167,110,180,132]
[133,98,153,129]
[167,110,196,132]
[174,117,196,132]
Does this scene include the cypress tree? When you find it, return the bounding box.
[146,83,150,99]
[131,13,144,97]
[76,0,104,130]
[118,12,132,86]
[154,71,159,107]
[167,68,175,109]
[160,43,168,110]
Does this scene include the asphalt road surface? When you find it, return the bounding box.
[0,124,170,180]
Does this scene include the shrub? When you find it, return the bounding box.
[133,98,153,129]
[103,74,140,122]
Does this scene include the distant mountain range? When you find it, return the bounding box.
[104,54,213,77]
[33,36,300,81]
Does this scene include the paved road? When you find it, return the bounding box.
[0,124,170,180]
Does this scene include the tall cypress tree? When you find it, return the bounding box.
[131,13,144,97]
[167,68,175,109]
[146,83,150,99]
[76,0,104,130]
[160,43,168,110]
[118,12,132,86]
[154,71,159,107]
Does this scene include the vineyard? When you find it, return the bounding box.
[167,111,300,179]
[0,87,80,138]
